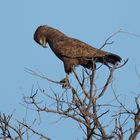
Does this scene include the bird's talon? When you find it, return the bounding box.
[60,78,70,88]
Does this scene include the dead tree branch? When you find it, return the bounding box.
[0,112,51,140]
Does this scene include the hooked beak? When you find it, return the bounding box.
[41,44,47,48]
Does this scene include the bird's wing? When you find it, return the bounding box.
[55,38,108,58]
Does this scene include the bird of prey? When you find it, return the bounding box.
[34,25,121,87]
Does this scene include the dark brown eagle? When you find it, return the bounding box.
[34,25,121,86]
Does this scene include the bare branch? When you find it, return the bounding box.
[24,67,60,85]
[100,29,122,50]
[17,121,51,140]
[96,67,114,99]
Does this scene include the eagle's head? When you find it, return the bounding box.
[34,25,48,48]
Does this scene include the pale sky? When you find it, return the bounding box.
[0,0,140,139]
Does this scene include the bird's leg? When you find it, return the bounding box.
[91,63,96,81]
[60,74,70,88]
[91,63,96,70]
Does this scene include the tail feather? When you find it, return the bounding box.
[105,53,122,65]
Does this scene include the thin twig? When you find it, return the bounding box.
[24,68,60,84]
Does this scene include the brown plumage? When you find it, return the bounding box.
[34,25,121,86]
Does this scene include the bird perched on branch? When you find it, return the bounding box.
[34,25,121,87]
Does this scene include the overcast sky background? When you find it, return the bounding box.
[0,0,140,139]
